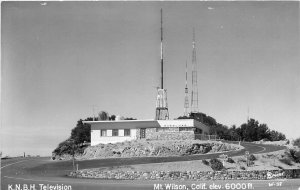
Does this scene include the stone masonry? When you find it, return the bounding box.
[136,128,195,140]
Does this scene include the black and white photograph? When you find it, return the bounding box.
[1,1,300,190]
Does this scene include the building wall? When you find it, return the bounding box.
[91,129,137,146]
[157,120,194,127]
[136,127,195,140]
[89,119,210,145]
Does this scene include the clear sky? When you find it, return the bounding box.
[1,1,299,157]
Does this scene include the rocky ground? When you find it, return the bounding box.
[69,148,300,180]
[76,140,242,160]
[53,140,242,160]
[79,148,300,173]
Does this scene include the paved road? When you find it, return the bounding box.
[2,142,299,190]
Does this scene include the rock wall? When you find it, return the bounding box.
[69,169,300,180]
[136,128,195,141]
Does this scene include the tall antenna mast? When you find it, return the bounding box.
[155,9,169,120]
[160,8,163,89]
[191,28,199,113]
[184,61,189,116]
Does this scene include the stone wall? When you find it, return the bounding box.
[70,169,300,181]
[136,128,195,141]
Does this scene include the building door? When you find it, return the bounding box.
[140,128,146,139]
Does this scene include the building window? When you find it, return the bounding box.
[124,129,131,136]
[112,129,119,136]
[100,129,107,136]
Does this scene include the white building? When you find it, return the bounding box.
[84,119,211,146]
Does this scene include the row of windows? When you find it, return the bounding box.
[100,129,131,137]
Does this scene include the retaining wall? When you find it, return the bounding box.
[69,169,300,180]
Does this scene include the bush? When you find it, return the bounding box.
[240,166,246,170]
[52,139,88,157]
[279,158,293,166]
[293,137,300,148]
[202,159,209,165]
[227,157,235,163]
[289,149,300,163]
[294,151,300,163]
[249,154,256,161]
[210,158,223,171]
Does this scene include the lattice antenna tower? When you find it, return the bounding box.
[155,9,169,120]
[184,61,189,116]
[191,28,199,113]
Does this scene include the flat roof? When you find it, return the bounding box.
[84,119,207,130]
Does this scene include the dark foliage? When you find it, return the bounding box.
[53,117,92,156]
[98,111,109,121]
[186,143,212,155]
[289,149,300,163]
[240,166,246,170]
[227,157,235,163]
[249,154,256,161]
[177,112,286,142]
[209,158,223,171]
[124,117,137,120]
[109,115,116,121]
[293,137,300,148]
[202,159,209,166]
[70,119,92,144]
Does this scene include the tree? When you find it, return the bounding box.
[109,115,116,121]
[294,137,300,148]
[257,124,270,140]
[228,125,240,141]
[98,111,109,121]
[70,119,91,144]
[176,113,286,142]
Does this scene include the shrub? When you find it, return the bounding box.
[240,166,246,170]
[202,159,209,166]
[279,158,293,166]
[210,158,223,171]
[227,157,235,163]
[289,149,300,163]
[294,151,300,163]
[293,137,300,148]
[249,154,256,161]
